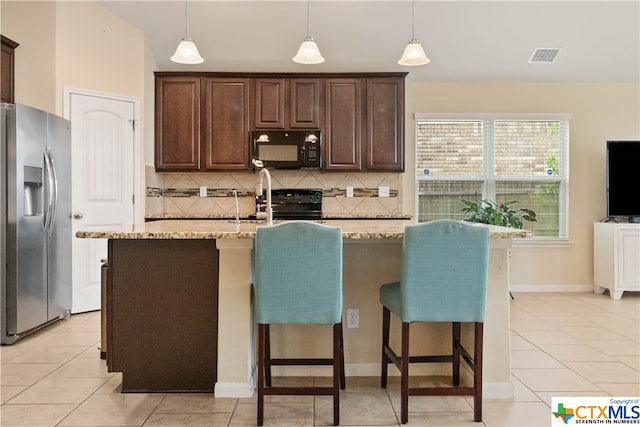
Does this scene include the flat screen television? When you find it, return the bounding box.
[607,140,640,223]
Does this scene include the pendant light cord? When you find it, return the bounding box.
[307,0,312,38]
[185,0,190,38]
[411,0,416,40]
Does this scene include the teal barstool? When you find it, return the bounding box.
[254,221,345,426]
[379,220,490,424]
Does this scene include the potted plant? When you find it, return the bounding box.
[461,199,537,229]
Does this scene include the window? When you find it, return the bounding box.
[416,113,570,238]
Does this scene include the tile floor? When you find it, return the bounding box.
[1,292,639,426]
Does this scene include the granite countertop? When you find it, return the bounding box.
[76,219,531,240]
[144,214,413,220]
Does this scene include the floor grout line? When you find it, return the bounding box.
[0,292,638,426]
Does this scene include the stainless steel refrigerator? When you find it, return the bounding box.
[1,103,72,345]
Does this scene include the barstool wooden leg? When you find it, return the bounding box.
[257,324,265,426]
[452,322,461,386]
[401,321,410,424]
[381,306,391,388]
[339,323,346,390]
[264,324,272,387]
[333,323,341,426]
[474,322,484,422]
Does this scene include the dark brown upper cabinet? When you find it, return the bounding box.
[1,35,19,104]
[324,78,363,171]
[203,78,251,171]
[254,78,285,129]
[324,76,405,172]
[154,72,405,173]
[254,78,321,129]
[155,76,251,172]
[365,77,405,171]
[289,78,321,129]
[155,76,201,171]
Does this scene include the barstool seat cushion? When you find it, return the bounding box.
[381,220,489,323]
[254,221,343,325]
[379,282,402,318]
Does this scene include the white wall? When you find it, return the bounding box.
[404,82,640,290]
[1,1,56,112]
[54,2,146,113]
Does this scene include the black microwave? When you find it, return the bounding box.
[251,130,321,169]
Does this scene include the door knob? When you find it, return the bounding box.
[73,212,84,219]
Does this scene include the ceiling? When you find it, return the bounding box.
[97,1,640,82]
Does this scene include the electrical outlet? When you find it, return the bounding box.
[199,186,207,198]
[346,186,354,198]
[347,308,359,328]
[378,186,390,198]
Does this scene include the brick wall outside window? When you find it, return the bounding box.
[416,117,570,238]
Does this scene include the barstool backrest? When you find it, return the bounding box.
[254,221,343,325]
[401,220,490,323]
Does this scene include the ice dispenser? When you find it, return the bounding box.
[23,166,43,216]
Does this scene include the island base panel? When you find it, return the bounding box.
[108,239,219,392]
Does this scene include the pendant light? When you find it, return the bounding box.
[398,0,430,66]
[293,0,325,64]
[171,0,204,64]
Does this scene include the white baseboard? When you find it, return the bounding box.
[483,381,515,399]
[510,284,594,293]
[214,382,254,398]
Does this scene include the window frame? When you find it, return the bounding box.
[414,113,572,240]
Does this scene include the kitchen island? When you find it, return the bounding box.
[77,219,529,399]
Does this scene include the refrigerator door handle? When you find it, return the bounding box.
[43,147,51,232]
[43,147,57,236]
[47,147,58,236]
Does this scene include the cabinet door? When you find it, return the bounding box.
[1,36,18,104]
[324,79,362,171]
[155,77,201,171]
[254,78,285,129]
[618,228,640,290]
[203,78,251,170]
[290,78,321,129]
[365,78,404,171]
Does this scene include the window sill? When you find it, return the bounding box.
[512,237,573,248]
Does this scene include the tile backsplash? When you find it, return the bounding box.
[145,166,402,218]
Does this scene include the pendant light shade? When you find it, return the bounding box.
[398,39,430,66]
[171,37,204,64]
[398,0,430,66]
[171,0,204,64]
[293,36,325,64]
[293,0,325,64]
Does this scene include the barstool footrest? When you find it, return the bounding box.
[384,345,458,370]
[409,355,454,363]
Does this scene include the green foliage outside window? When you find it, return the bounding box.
[461,199,537,229]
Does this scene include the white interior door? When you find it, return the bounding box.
[69,93,136,313]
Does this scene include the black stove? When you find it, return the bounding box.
[256,189,323,220]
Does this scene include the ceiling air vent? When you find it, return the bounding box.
[529,48,561,63]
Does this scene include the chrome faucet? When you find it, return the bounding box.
[256,168,273,225]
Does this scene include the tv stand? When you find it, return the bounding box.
[593,222,640,299]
